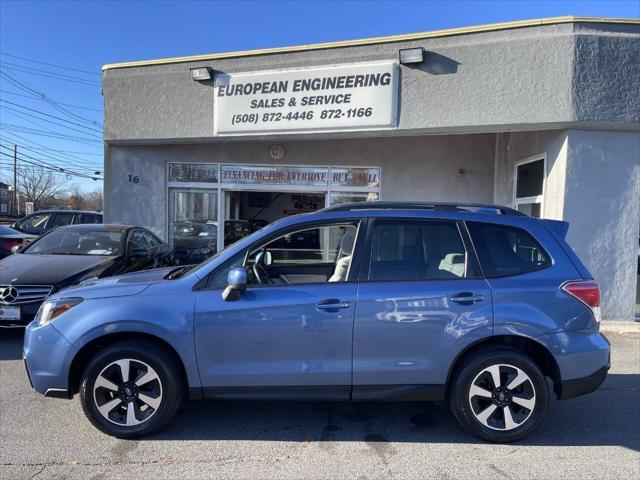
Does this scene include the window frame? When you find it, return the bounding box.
[125,227,161,254]
[50,212,75,229]
[513,154,546,218]
[359,217,481,283]
[196,217,368,291]
[465,220,553,279]
[20,212,51,231]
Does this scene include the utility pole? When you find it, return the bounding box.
[13,144,17,215]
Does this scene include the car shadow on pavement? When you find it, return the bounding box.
[149,373,640,450]
[0,328,23,360]
[3,329,638,450]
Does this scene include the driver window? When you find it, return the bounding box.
[246,223,358,285]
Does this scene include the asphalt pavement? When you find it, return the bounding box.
[1,329,638,480]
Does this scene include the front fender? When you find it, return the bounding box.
[53,293,201,389]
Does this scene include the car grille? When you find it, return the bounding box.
[0,285,54,305]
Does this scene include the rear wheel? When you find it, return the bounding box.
[79,341,183,438]
[449,348,549,442]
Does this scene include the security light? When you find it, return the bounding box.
[399,48,424,65]
[190,67,213,81]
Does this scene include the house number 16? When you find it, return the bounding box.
[128,175,140,184]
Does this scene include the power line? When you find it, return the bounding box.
[0,70,102,127]
[0,99,103,134]
[1,105,104,139]
[0,113,103,170]
[0,143,103,171]
[0,149,102,181]
[9,145,102,156]
[0,62,101,86]
[0,88,102,112]
[0,123,103,144]
[0,52,101,76]
[0,130,103,167]
[0,145,102,179]
[0,144,102,172]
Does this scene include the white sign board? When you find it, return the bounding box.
[213,61,398,136]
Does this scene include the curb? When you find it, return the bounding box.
[600,321,640,334]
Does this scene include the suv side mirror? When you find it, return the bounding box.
[222,267,247,301]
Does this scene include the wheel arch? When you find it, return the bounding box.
[68,332,192,398]
[446,335,562,399]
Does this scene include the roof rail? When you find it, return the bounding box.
[321,201,526,216]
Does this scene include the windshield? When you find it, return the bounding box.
[173,222,217,238]
[24,230,122,255]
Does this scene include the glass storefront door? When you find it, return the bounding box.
[169,189,218,263]
[167,163,382,262]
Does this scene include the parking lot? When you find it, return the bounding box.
[1,329,638,480]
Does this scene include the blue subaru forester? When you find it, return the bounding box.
[23,202,610,442]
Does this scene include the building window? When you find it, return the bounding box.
[513,155,545,218]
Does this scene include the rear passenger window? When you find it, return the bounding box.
[368,220,467,281]
[80,214,101,224]
[467,222,551,277]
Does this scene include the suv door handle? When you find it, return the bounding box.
[317,299,351,310]
[450,293,484,303]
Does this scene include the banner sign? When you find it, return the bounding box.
[221,165,328,186]
[169,163,219,183]
[330,167,380,188]
[169,163,382,189]
[213,61,398,135]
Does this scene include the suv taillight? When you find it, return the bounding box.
[562,280,601,323]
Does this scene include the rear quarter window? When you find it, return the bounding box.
[467,222,551,278]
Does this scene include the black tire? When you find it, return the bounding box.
[449,347,549,443]
[80,341,183,438]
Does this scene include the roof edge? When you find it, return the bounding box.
[102,16,640,72]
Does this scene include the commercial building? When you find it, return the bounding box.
[101,16,640,321]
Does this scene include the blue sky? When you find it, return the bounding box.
[1,0,638,191]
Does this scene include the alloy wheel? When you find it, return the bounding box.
[92,358,163,426]
[468,363,536,431]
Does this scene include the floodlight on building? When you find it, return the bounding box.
[399,48,424,65]
[190,67,213,81]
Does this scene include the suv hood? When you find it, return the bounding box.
[56,266,176,300]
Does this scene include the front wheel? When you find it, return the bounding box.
[79,341,183,438]
[449,348,549,443]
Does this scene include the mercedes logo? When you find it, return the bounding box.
[0,286,19,304]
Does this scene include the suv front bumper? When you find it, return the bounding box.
[23,320,77,398]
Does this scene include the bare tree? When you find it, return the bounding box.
[18,168,68,211]
[85,189,104,212]
[66,184,86,210]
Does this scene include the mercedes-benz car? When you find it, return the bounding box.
[0,224,171,327]
[23,203,609,442]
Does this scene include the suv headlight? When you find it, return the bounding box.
[36,298,84,326]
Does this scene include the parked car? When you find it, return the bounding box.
[11,210,102,235]
[224,219,251,246]
[249,218,269,232]
[0,225,36,259]
[0,224,171,327]
[23,202,609,442]
[172,221,217,265]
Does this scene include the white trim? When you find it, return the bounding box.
[512,153,547,217]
